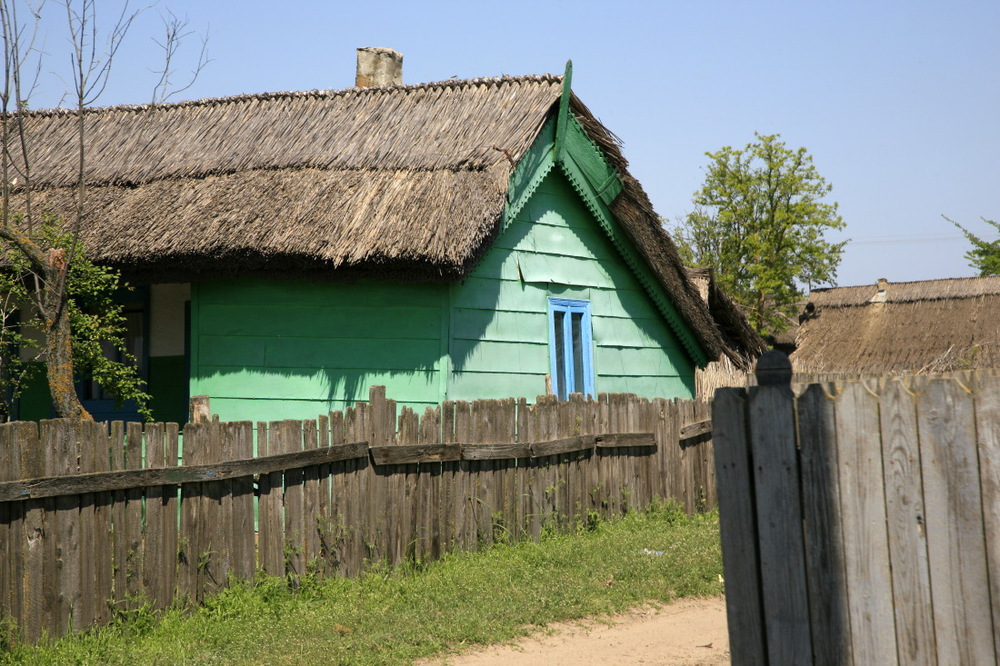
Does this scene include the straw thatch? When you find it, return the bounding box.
[11,72,728,358]
[686,267,767,368]
[792,276,1000,374]
[686,268,767,398]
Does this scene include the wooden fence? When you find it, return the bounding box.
[714,352,1000,665]
[0,387,713,644]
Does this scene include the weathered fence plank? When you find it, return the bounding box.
[712,387,766,666]
[109,422,127,610]
[918,377,996,665]
[835,381,897,665]
[746,359,812,666]
[18,423,45,643]
[0,424,14,628]
[975,374,1000,661]
[279,420,306,581]
[796,384,853,665]
[0,440,370,502]
[879,379,935,663]
[46,420,82,635]
[257,421,283,577]
[231,422,255,582]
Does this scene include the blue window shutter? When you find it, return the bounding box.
[548,298,594,400]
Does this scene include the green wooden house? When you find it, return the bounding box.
[17,57,756,423]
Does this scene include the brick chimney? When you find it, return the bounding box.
[356,47,403,87]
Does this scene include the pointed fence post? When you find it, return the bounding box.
[750,351,812,664]
[189,395,210,424]
[714,351,813,665]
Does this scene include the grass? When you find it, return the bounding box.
[0,501,723,665]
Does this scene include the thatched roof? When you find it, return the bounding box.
[792,276,1000,374]
[686,268,767,368]
[12,72,727,359]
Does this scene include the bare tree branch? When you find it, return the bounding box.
[150,8,209,104]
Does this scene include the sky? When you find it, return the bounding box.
[22,0,1000,290]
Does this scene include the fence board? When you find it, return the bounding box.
[879,380,935,663]
[974,374,1000,660]
[109,422,127,610]
[76,422,97,631]
[179,423,205,603]
[206,420,232,596]
[918,377,996,665]
[316,414,332,575]
[46,420,82,635]
[256,421,282,577]
[0,425,14,627]
[439,418,458,554]
[747,376,812,665]
[835,382,897,665]
[143,423,178,609]
[342,406,365,574]
[124,423,145,607]
[278,420,306,581]
[231,422,255,581]
[797,384,853,665]
[16,423,44,642]
[712,388,766,666]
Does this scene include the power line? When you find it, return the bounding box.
[845,234,1000,247]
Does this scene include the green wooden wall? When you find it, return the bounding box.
[189,280,448,422]
[449,168,695,402]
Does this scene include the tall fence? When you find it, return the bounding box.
[0,387,713,644]
[714,352,1000,665]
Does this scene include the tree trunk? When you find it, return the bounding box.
[44,249,90,420]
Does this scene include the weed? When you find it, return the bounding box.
[0,611,21,651]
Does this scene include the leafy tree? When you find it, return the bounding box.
[0,215,152,420]
[672,133,846,336]
[945,216,1000,276]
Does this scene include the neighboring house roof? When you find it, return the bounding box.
[686,268,767,368]
[792,276,1000,374]
[13,69,729,362]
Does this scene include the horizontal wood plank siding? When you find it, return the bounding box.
[450,170,695,401]
[191,280,447,421]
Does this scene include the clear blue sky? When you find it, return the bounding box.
[26,0,1000,289]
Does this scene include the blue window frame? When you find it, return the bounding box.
[548,298,594,400]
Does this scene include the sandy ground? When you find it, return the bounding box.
[419,596,730,666]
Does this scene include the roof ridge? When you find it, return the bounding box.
[14,73,564,118]
[816,274,1000,292]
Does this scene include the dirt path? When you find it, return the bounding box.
[420,596,730,666]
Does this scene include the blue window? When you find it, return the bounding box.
[548,298,594,400]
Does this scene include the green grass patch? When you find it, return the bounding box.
[1,501,723,665]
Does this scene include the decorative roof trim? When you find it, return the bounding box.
[503,88,712,368]
[505,116,558,227]
[557,139,709,367]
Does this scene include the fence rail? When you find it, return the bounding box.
[0,387,714,644]
[714,352,1000,665]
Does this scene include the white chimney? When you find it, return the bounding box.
[356,47,403,87]
[870,277,889,303]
